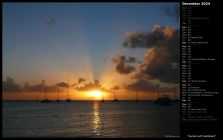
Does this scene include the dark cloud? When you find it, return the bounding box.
[123,25,180,84]
[3,77,22,92]
[78,78,86,84]
[3,78,67,93]
[123,32,147,48]
[25,80,57,92]
[18,80,58,93]
[76,80,101,91]
[159,86,178,93]
[164,4,180,21]
[25,84,44,92]
[23,82,30,90]
[123,25,179,49]
[125,79,159,92]
[70,83,78,87]
[125,79,177,93]
[94,80,99,85]
[112,55,136,74]
[126,56,137,63]
[47,85,58,92]
[113,85,120,90]
[112,55,139,64]
[56,82,69,88]
[140,45,180,84]
[111,85,120,90]
[45,18,56,26]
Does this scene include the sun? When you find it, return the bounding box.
[89,90,102,100]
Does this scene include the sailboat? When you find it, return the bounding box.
[41,86,51,103]
[101,89,105,102]
[65,78,71,102]
[112,88,119,102]
[154,85,171,105]
[56,87,60,102]
[65,89,71,102]
[66,94,71,102]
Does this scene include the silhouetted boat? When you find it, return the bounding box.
[64,78,71,102]
[113,98,119,102]
[41,99,51,103]
[41,83,51,103]
[154,96,172,105]
[101,99,105,102]
[101,89,105,102]
[66,98,72,102]
[112,87,119,102]
[154,85,171,105]
[56,87,60,102]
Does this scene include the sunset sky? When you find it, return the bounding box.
[3,3,180,100]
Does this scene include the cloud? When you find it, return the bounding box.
[125,79,159,92]
[123,25,180,84]
[47,85,58,92]
[25,84,44,92]
[78,78,86,84]
[140,45,179,84]
[23,80,58,92]
[111,85,120,90]
[23,81,30,90]
[113,85,120,90]
[164,4,180,21]
[45,18,56,26]
[123,25,179,49]
[76,80,101,91]
[112,55,139,64]
[123,32,146,48]
[3,77,22,92]
[56,82,69,88]
[126,56,137,63]
[125,79,177,93]
[159,86,178,93]
[70,83,78,87]
[112,55,136,74]
[3,78,68,93]
[25,81,58,92]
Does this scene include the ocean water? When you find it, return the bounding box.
[2,101,180,138]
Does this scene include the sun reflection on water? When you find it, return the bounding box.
[92,101,101,136]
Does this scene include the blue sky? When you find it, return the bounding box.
[3,3,179,85]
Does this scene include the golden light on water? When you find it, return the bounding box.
[92,102,101,136]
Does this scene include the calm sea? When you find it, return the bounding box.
[2,101,180,138]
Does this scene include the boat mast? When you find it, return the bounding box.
[66,77,70,101]
[102,90,104,100]
[101,88,105,102]
[44,86,47,100]
[57,87,60,101]
[114,88,116,100]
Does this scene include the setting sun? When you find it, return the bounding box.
[89,90,102,100]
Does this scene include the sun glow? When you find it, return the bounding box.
[89,90,102,100]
